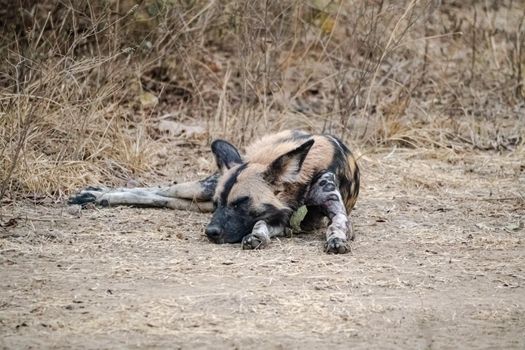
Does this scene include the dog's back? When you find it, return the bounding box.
[245,130,359,213]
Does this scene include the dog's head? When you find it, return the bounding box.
[205,138,314,243]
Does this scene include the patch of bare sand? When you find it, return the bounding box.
[0,149,524,349]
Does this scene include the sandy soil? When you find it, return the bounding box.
[1,148,524,349]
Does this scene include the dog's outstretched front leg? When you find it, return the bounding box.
[68,174,218,212]
[241,221,285,250]
[306,171,353,254]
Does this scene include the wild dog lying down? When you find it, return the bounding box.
[69,130,360,254]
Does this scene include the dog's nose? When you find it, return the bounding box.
[205,225,222,242]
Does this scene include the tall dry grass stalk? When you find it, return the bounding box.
[0,0,524,201]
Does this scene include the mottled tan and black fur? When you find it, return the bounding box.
[69,130,360,254]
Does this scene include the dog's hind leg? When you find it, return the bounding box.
[68,174,218,212]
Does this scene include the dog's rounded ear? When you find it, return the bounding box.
[211,140,243,173]
[263,139,315,184]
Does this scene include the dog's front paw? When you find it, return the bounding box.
[241,233,270,250]
[68,187,108,207]
[325,237,349,254]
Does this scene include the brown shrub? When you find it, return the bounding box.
[1,0,524,200]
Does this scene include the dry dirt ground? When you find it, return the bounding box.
[1,148,524,349]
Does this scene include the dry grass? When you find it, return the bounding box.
[1,0,524,200]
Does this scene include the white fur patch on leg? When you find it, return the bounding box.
[305,171,352,254]
[241,220,285,250]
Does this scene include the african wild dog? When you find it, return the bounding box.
[69,130,360,254]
